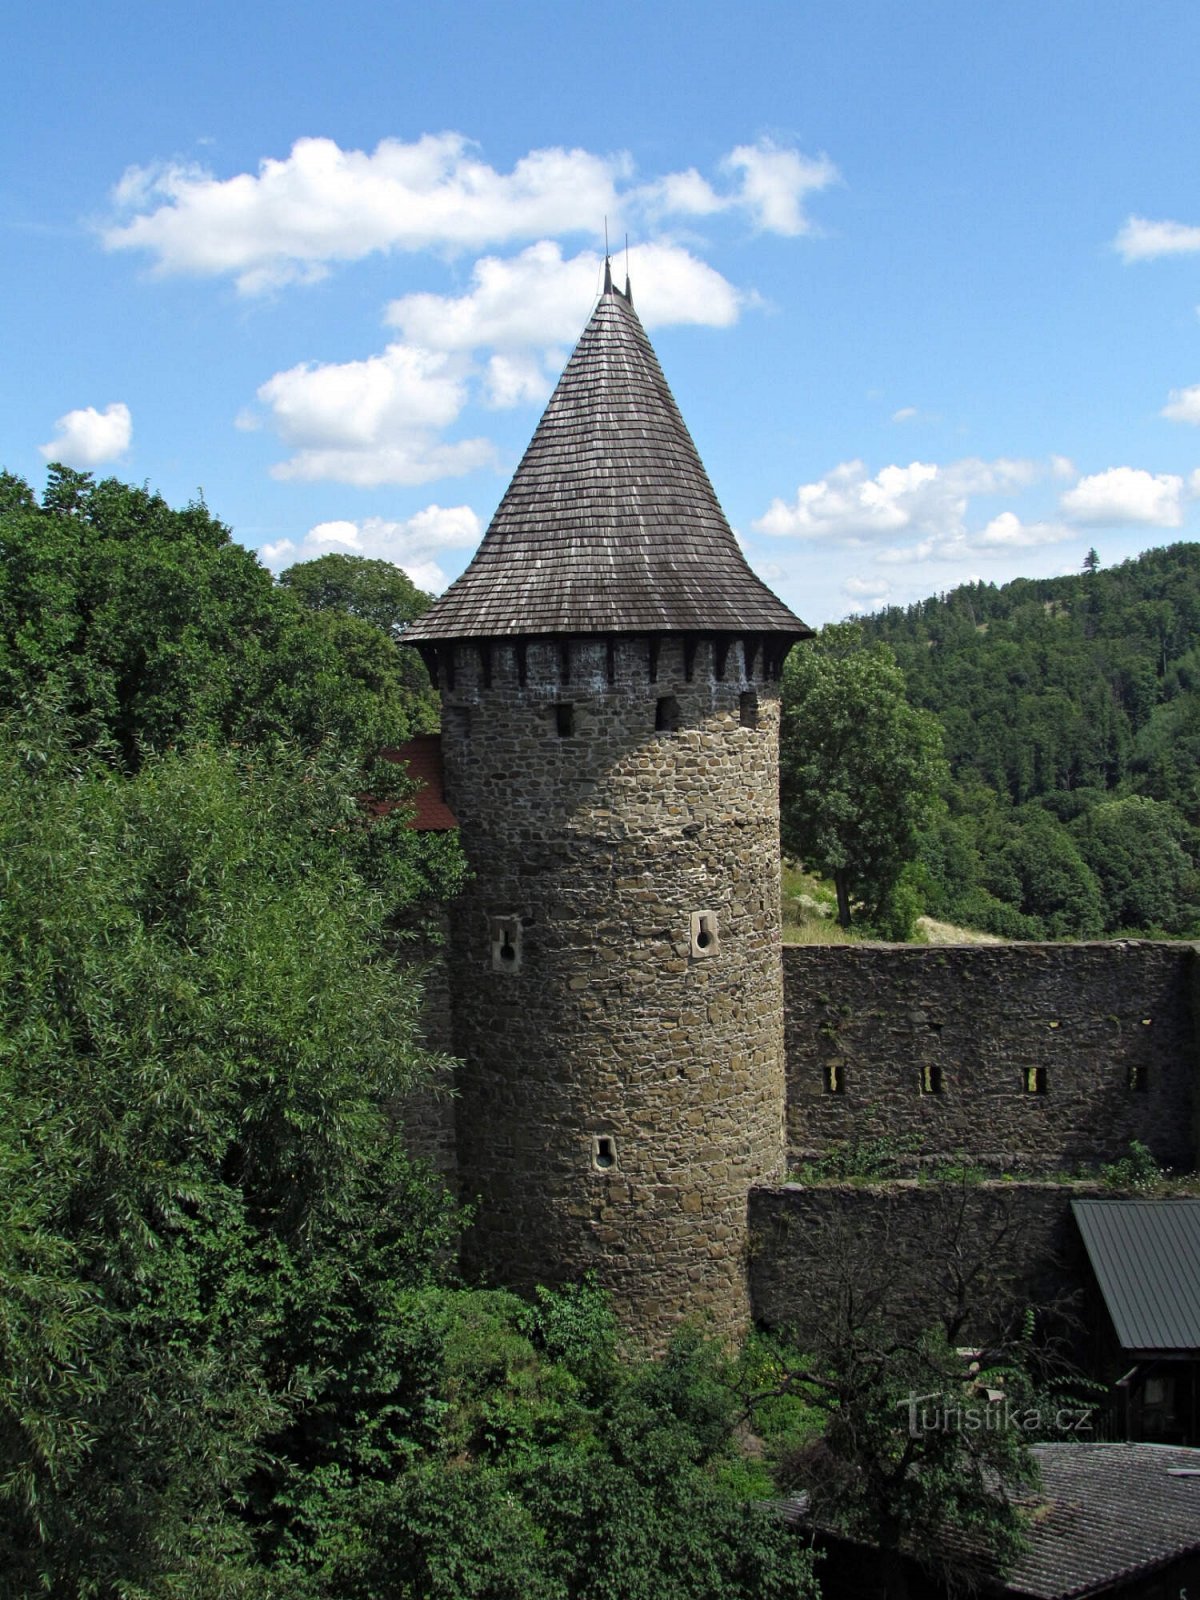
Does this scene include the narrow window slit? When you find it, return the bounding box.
[656,695,681,733]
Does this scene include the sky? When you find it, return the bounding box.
[4,0,1200,626]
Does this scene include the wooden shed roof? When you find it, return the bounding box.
[406,276,810,643]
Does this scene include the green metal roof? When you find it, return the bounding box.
[1072,1199,1200,1354]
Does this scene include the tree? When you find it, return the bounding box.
[0,469,433,767]
[0,715,461,1596]
[278,553,440,732]
[278,552,431,639]
[1072,794,1198,933]
[746,1186,1051,1599]
[780,624,947,932]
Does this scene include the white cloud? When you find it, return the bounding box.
[252,342,494,486]
[387,239,743,357]
[721,140,838,235]
[641,167,726,218]
[1162,384,1200,424]
[1114,215,1200,262]
[890,406,917,423]
[102,133,836,295]
[39,401,132,468]
[1060,466,1184,527]
[756,456,1071,568]
[843,575,891,598]
[103,134,625,293]
[259,503,482,592]
[753,456,1041,544]
[971,512,1073,549]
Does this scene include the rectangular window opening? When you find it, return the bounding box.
[1024,1066,1047,1096]
[555,702,575,737]
[1128,1064,1149,1093]
[656,695,681,733]
[823,1063,844,1095]
[739,690,759,729]
[920,1064,944,1096]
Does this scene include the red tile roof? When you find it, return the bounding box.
[376,734,457,831]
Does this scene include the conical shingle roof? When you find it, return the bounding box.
[406,282,810,643]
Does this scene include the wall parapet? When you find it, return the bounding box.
[783,942,1200,1175]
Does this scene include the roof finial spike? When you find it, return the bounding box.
[624,232,632,304]
[603,216,612,294]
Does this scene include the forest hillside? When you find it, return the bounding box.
[857,545,1200,939]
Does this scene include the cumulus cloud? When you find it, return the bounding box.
[259,502,482,591]
[386,240,743,354]
[103,135,624,293]
[722,141,838,235]
[1162,384,1200,424]
[39,401,132,468]
[102,132,837,295]
[1060,466,1184,527]
[252,343,494,486]
[754,456,1073,568]
[753,456,1042,545]
[971,512,1073,549]
[1114,215,1200,262]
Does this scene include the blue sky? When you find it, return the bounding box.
[4,0,1200,625]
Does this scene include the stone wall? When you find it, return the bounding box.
[748,1180,1099,1343]
[437,633,787,1351]
[783,943,1200,1174]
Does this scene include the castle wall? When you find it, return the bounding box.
[783,942,1200,1174]
[748,1180,1095,1343]
[439,634,786,1350]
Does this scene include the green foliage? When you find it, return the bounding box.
[760,1318,1037,1595]
[858,546,1200,937]
[267,1305,818,1600]
[790,1134,921,1184]
[278,553,439,732]
[0,717,459,1596]
[1072,795,1199,934]
[780,624,947,933]
[1100,1140,1165,1194]
[0,469,434,767]
[278,552,431,638]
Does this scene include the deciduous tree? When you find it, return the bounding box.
[780,624,946,932]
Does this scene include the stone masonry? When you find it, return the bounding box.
[439,634,787,1350]
[784,941,1200,1174]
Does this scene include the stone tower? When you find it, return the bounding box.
[406,272,810,1348]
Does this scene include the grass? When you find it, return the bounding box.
[780,862,995,946]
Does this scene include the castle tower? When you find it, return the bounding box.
[406,273,811,1348]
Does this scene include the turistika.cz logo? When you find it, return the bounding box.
[897,1392,1094,1439]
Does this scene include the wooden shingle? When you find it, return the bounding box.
[406,283,811,644]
